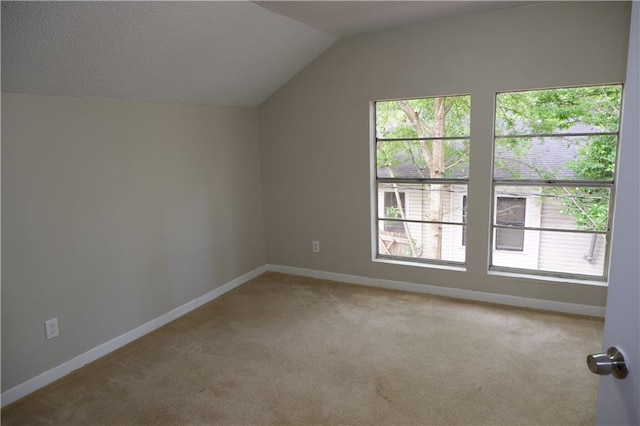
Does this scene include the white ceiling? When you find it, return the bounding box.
[2,1,536,107]
[1,1,336,107]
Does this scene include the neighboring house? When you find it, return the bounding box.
[377,137,607,275]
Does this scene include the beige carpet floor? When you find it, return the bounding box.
[2,272,603,425]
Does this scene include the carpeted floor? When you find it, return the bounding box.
[2,272,603,425]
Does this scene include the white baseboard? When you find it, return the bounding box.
[266,264,606,318]
[2,263,604,408]
[0,265,268,408]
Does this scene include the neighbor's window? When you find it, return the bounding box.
[491,85,622,280]
[462,195,468,246]
[495,197,526,251]
[374,95,470,265]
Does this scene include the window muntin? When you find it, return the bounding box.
[491,85,622,281]
[374,95,470,266]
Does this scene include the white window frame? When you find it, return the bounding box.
[371,95,470,268]
[489,85,623,282]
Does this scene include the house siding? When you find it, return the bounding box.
[379,184,608,277]
[538,200,607,276]
[441,186,466,262]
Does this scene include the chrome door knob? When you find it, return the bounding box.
[587,346,628,379]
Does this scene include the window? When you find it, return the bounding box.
[374,95,470,265]
[491,85,623,280]
[495,197,525,251]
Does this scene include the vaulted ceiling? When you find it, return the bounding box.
[2,1,535,107]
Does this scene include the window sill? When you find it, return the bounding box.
[488,269,608,287]
[373,256,466,272]
[371,257,606,287]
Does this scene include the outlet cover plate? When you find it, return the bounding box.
[45,318,59,339]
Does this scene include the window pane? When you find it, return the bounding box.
[496,228,525,251]
[495,85,622,136]
[377,140,469,179]
[378,221,466,263]
[494,135,617,181]
[377,183,467,224]
[376,96,470,139]
[492,230,607,278]
[496,197,526,225]
[383,192,406,232]
[494,185,611,232]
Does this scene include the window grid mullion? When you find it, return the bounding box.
[492,224,609,234]
[377,136,470,142]
[378,218,466,227]
[493,180,614,187]
[494,131,618,139]
[377,178,469,185]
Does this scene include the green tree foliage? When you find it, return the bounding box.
[376,96,470,178]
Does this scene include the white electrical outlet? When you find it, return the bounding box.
[45,318,59,340]
[312,240,320,253]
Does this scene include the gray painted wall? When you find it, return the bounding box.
[258,2,630,307]
[1,93,266,391]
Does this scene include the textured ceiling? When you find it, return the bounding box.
[2,1,536,107]
[1,1,336,107]
[254,1,538,38]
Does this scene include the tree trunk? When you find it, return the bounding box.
[388,171,416,257]
[395,97,447,260]
[424,98,446,259]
